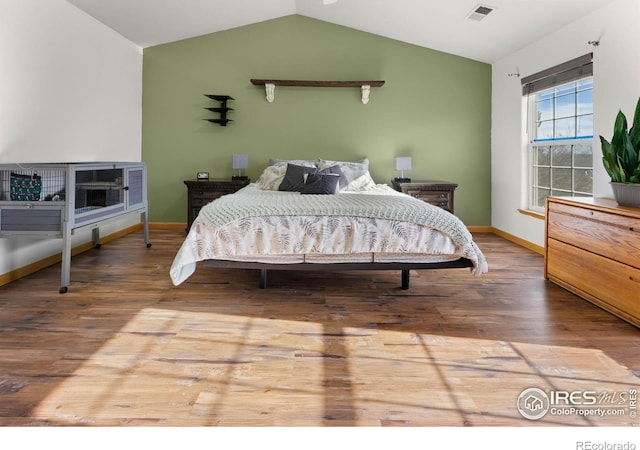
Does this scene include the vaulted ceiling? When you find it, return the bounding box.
[67,0,617,63]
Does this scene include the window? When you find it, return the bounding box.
[522,54,593,212]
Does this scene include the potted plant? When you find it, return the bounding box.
[600,96,640,206]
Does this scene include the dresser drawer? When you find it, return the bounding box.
[547,203,640,269]
[547,238,640,325]
[407,190,450,202]
[391,180,457,213]
[191,189,230,199]
[191,196,215,207]
[418,196,451,210]
[548,200,640,230]
[191,190,228,205]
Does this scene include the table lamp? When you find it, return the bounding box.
[394,157,412,182]
[232,154,249,181]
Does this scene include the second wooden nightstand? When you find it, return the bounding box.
[391,179,458,213]
[184,178,250,232]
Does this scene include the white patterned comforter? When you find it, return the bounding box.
[170,184,488,285]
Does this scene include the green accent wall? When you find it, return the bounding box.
[142,15,491,225]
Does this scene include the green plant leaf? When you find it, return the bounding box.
[622,132,638,176]
[600,97,640,184]
[630,97,640,150]
[600,136,621,181]
[632,162,640,183]
[611,110,628,149]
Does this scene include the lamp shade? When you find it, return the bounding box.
[394,157,412,171]
[232,154,249,170]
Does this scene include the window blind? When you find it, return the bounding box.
[521,53,593,96]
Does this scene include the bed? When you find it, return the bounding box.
[170,158,488,289]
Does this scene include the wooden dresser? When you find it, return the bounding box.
[184,178,250,232]
[545,196,640,327]
[391,179,457,213]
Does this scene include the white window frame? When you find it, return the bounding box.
[527,138,594,213]
[524,77,593,212]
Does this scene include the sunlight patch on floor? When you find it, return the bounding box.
[31,308,639,426]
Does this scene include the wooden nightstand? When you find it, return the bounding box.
[184,178,250,232]
[391,179,458,213]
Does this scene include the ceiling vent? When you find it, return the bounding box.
[467,4,494,21]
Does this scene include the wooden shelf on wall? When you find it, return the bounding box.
[250,79,385,104]
[250,79,385,88]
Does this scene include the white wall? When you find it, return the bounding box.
[0,0,143,279]
[491,0,640,248]
[0,0,142,163]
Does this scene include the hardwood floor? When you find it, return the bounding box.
[0,230,638,427]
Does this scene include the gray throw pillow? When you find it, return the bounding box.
[300,173,341,195]
[278,164,318,192]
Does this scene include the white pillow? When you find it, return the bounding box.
[317,158,375,191]
[344,172,377,191]
[268,158,318,167]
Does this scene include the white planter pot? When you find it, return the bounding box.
[610,182,640,207]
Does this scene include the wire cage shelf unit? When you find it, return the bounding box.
[0,162,151,293]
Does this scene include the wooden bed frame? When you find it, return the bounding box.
[204,257,474,289]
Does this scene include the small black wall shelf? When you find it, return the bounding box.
[204,95,233,126]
